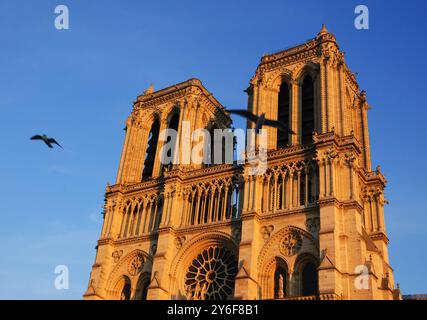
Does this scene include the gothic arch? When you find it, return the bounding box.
[111,275,131,300]
[105,249,152,300]
[266,68,293,91]
[294,252,319,297]
[206,120,230,165]
[260,256,290,299]
[169,231,239,299]
[300,74,315,144]
[142,116,161,179]
[293,62,319,85]
[139,109,161,130]
[118,200,135,238]
[167,108,180,125]
[161,106,181,170]
[258,225,318,280]
[162,102,181,122]
[263,69,293,151]
[134,272,150,300]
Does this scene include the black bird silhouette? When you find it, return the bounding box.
[30,134,63,149]
[226,109,296,134]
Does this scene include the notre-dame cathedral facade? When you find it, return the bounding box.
[84,25,400,300]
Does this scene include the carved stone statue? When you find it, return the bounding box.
[278,274,284,299]
[200,283,207,300]
[193,282,202,300]
[185,286,193,300]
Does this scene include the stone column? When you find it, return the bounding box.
[100,205,110,238]
[361,105,372,171]
[146,230,175,299]
[305,168,309,206]
[116,116,133,184]
[296,171,301,206]
[152,118,169,177]
[234,214,261,299]
[290,80,299,145]
[319,59,327,134]
[112,202,127,239]
[180,191,189,227]
[325,59,335,132]
[338,63,346,136]
[267,86,279,150]
[288,171,294,209]
[318,159,326,199]
[173,103,185,168]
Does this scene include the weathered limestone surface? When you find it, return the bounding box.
[84,26,399,301]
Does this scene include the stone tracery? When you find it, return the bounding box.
[128,253,145,276]
[280,228,303,256]
[182,177,241,226]
[85,25,398,301]
[261,160,318,213]
[184,245,238,300]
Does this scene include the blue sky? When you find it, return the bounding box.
[0,0,426,299]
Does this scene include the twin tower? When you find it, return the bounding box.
[84,26,400,300]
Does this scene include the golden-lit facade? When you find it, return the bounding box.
[84,26,400,300]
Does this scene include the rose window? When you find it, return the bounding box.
[279,229,303,256]
[185,246,237,300]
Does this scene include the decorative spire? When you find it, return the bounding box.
[318,24,328,36]
[316,23,338,47]
[143,83,154,95]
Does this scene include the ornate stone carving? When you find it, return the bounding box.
[344,151,357,166]
[112,250,123,263]
[175,236,186,249]
[128,253,145,276]
[306,217,320,234]
[325,148,337,160]
[185,246,237,300]
[260,225,274,241]
[279,228,303,256]
[278,274,284,299]
[87,26,398,301]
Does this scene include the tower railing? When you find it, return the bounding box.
[180,170,241,227]
[261,160,319,214]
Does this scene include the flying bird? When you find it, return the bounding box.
[226,109,296,134]
[30,134,63,149]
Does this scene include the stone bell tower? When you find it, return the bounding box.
[237,24,399,300]
[84,25,399,300]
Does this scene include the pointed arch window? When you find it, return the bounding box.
[277,82,290,148]
[120,282,131,300]
[167,111,180,157]
[301,76,315,144]
[134,273,150,300]
[142,119,160,180]
[301,262,318,296]
[208,124,219,167]
[300,171,306,206]
[162,111,180,172]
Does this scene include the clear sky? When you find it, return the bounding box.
[0,0,426,299]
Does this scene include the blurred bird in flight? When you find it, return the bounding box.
[226,109,296,134]
[30,134,63,149]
